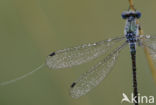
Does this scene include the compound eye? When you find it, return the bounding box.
[121,12,129,19]
[135,11,141,18]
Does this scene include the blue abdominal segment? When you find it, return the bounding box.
[126,32,137,53]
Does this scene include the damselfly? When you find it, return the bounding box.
[0,1,156,105]
[46,0,156,103]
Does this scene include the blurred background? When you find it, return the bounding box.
[0,0,156,105]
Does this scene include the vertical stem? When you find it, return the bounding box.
[139,25,156,84]
[128,0,135,10]
[144,46,156,83]
[131,52,139,105]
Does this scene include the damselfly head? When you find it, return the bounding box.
[121,11,141,19]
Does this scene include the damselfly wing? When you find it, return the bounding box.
[46,36,125,69]
[142,35,156,64]
[70,42,127,98]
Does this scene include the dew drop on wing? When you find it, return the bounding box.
[70,82,76,88]
[49,52,56,56]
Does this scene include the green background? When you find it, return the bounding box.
[0,0,156,105]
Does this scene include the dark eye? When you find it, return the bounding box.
[121,12,129,19]
[135,11,141,19]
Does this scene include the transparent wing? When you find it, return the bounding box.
[143,35,156,62]
[147,48,156,63]
[46,36,125,69]
[143,35,156,51]
[70,42,127,98]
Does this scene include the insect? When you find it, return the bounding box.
[45,2,156,105]
[0,1,155,105]
[46,1,156,104]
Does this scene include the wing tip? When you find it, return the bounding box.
[49,52,56,56]
[70,82,76,88]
